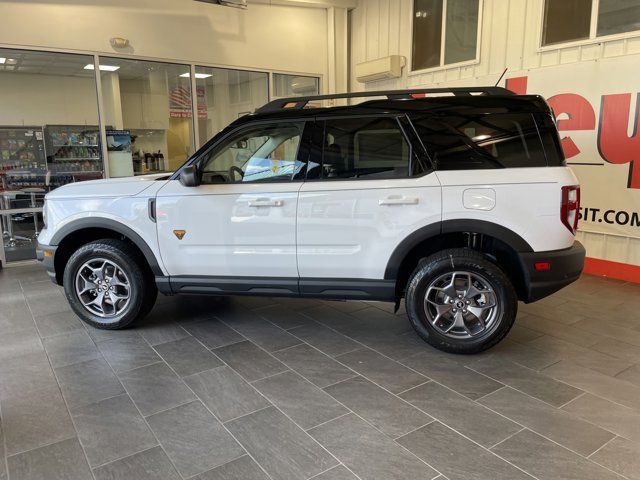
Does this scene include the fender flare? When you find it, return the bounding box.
[384,219,533,280]
[50,217,164,276]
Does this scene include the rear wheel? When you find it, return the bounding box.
[63,239,157,329]
[405,248,517,354]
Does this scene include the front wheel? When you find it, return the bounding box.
[63,239,157,330]
[405,248,517,354]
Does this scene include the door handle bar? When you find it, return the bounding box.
[379,197,419,206]
[248,199,284,207]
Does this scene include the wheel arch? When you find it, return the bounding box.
[50,218,163,285]
[386,220,532,302]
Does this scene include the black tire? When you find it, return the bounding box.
[405,248,517,354]
[63,238,157,330]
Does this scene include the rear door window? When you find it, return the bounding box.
[411,113,548,169]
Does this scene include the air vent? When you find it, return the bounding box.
[194,0,247,8]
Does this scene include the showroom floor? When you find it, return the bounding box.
[1,265,640,480]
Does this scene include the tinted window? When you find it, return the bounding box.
[315,117,412,180]
[412,113,548,170]
[199,122,305,183]
[542,0,592,46]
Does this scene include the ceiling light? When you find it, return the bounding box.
[179,72,212,79]
[84,64,120,71]
[0,58,5,64]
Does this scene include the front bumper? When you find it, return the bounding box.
[36,243,59,284]
[518,241,586,303]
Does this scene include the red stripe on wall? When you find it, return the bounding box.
[583,257,640,283]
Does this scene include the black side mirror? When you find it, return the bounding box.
[179,164,201,187]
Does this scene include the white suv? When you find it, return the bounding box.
[37,87,585,353]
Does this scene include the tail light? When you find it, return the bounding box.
[561,185,580,234]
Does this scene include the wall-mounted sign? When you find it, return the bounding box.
[106,129,133,178]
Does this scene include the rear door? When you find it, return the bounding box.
[296,115,441,281]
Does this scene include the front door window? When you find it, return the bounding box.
[200,122,305,184]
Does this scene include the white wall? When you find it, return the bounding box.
[350,0,640,268]
[0,0,328,77]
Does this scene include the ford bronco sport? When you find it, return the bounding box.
[37,87,585,353]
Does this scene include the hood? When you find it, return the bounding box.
[46,173,172,200]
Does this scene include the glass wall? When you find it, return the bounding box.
[194,66,269,145]
[273,73,320,98]
[0,46,319,265]
[0,48,101,263]
[98,57,195,175]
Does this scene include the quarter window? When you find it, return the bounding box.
[542,0,640,46]
[411,113,548,169]
[412,0,481,71]
[313,117,414,180]
[199,122,305,184]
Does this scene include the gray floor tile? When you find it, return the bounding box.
[97,337,160,373]
[492,429,620,480]
[397,421,533,480]
[311,465,359,479]
[85,327,142,344]
[32,310,84,339]
[590,436,640,480]
[2,386,75,456]
[226,406,337,480]
[0,327,43,362]
[154,337,223,377]
[288,321,360,357]
[185,367,270,422]
[572,317,640,348]
[543,360,640,410]
[252,371,348,430]
[335,347,427,394]
[182,319,245,349]
[356,331,432,361]
[615,364,640,386]
[528,335,633,376]
[213,340,287,382]
[308,413,438,480]
[519,314,601,347]
[118,362,195,416]
[592,337,640,363]
[401,382,521,448]
[274,343,356,388]
[479,387,615,456]
[43,330,99,368]
[473,337,561,371]
[7,438,91,480]
[192,455,268,480]
[136,320,190,347]
[92,446,180,480]
[70,394,157,467]
[325,376,431,438]
[562,393,640,444]
[147,401,245,478]
[55,358,125,409]
[0,419,6,480]
[255,304,314,330]
[506,322,545,343]
[402,351,504,400]
[302,305,362,331]
[219,309,301,352]
[0,351,58,397]
[24,290,71,318]
[0,299,33,336]
[469,357,582,406]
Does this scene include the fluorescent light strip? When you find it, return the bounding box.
[84,64,120,71]
[179,72,212,79]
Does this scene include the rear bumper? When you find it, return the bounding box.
[36,242,59,284]
[518,241,586,303]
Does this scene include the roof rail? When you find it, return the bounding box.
[255,86,513,113]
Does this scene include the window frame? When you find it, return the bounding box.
[539,0,640,50]
[410,0,484,75]
[193,119,312,185]
[307,114,424,182]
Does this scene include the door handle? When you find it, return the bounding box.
[379,196,419,206]
[248,198,284,207]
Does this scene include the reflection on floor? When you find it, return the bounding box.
[1,263,640,480]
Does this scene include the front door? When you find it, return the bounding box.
[156,120,309,279]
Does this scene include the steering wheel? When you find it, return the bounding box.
[228,165,244,182]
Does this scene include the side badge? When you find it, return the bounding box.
[173,230,186,240]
